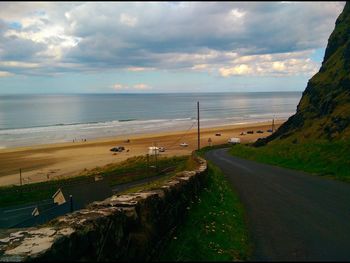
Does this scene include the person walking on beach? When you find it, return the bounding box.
[208,137,212,146]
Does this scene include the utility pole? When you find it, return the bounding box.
[146,153,150,184]
[154,141,158,173]
[197,101,200,151]
[146,154,150,177]
[19,168,22,186]
[272,117,275,133]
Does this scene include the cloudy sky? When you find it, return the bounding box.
[0,1,345,94]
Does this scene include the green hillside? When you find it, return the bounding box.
[229,3,350,183]
[256,2,350,145]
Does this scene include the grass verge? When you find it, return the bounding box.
[229,140,350,183]
[118,173,175,194]
[81,155,189,186]
[0,155,190,208]
[157,160,251,261]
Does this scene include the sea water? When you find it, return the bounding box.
[0,92,301,148]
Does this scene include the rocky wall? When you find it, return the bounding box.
[0,157,207,261]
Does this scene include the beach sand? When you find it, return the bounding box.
[0,120,284,186]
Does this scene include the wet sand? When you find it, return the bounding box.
[0,120,283,186]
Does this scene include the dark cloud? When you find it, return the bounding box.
[0,18,45,63]
[1,37,45,61]
[61,2,344,68]
[0,2,345,76]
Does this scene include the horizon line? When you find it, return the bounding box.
[0,90,302,96]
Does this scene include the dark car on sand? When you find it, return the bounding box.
[110,146,125,152]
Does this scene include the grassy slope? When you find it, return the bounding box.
[116,156,199,194]
[80,155,189,186]
[230,140,350,183]
[257,3,350,145]
[0,155,188,208]
[158,158,251,261]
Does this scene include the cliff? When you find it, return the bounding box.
[256,2,350,146]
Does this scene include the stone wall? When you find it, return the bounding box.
[0,157,207,261]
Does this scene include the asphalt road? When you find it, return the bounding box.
[205,148,350,261]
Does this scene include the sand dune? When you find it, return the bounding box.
[0,120,283,186]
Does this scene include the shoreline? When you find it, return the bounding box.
[0,119,285,187]
[0,117,288,153]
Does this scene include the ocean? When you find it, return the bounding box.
[0,92,302,148]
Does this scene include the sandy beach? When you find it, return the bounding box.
[0,120,284,187]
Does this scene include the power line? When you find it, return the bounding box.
[165,102,200,150]
[166,120,197,150]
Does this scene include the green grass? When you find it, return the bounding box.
[117,155,199,194]
[157,161,251,261]
[0,186,56,208]
[229,140,350,182]
[0,175,95,208]
[81,155,189,186]
[0,155,190,208]
[118,173,176,194]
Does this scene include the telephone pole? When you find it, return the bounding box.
[197,101,200,151]
[146,153,150,177]
[20,168,22,186]
[154,141,158,173]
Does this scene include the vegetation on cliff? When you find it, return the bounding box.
[228,3,350,183]
[257,2,350,145]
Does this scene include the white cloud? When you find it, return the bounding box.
[4,13,81,61]
[230,8,245,19]
[0,71,13,77]
[120,13,138,27]
[272,61,286,71]
[0,61,39,68]
[133,83,151,90]
[112,83,126,90]
[191,64,209,70]
[112,83,152,91]
[0,2,51,21]
[218,51,320,77]
[126,67,155,72]
[220,64,253,76]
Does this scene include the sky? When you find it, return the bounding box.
[0,1,346,94]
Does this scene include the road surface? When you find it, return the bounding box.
[205,148,350,261]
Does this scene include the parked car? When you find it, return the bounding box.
[180,142,188,147]
[158,147,165,152]
[256,130,264,133]
[215,133,221,136]
[247,130,254,134]
[148,146,159,155]
[240,132,246,135]
[267,129,273,133]
[110,146,125,152]
[228,137,241,144]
